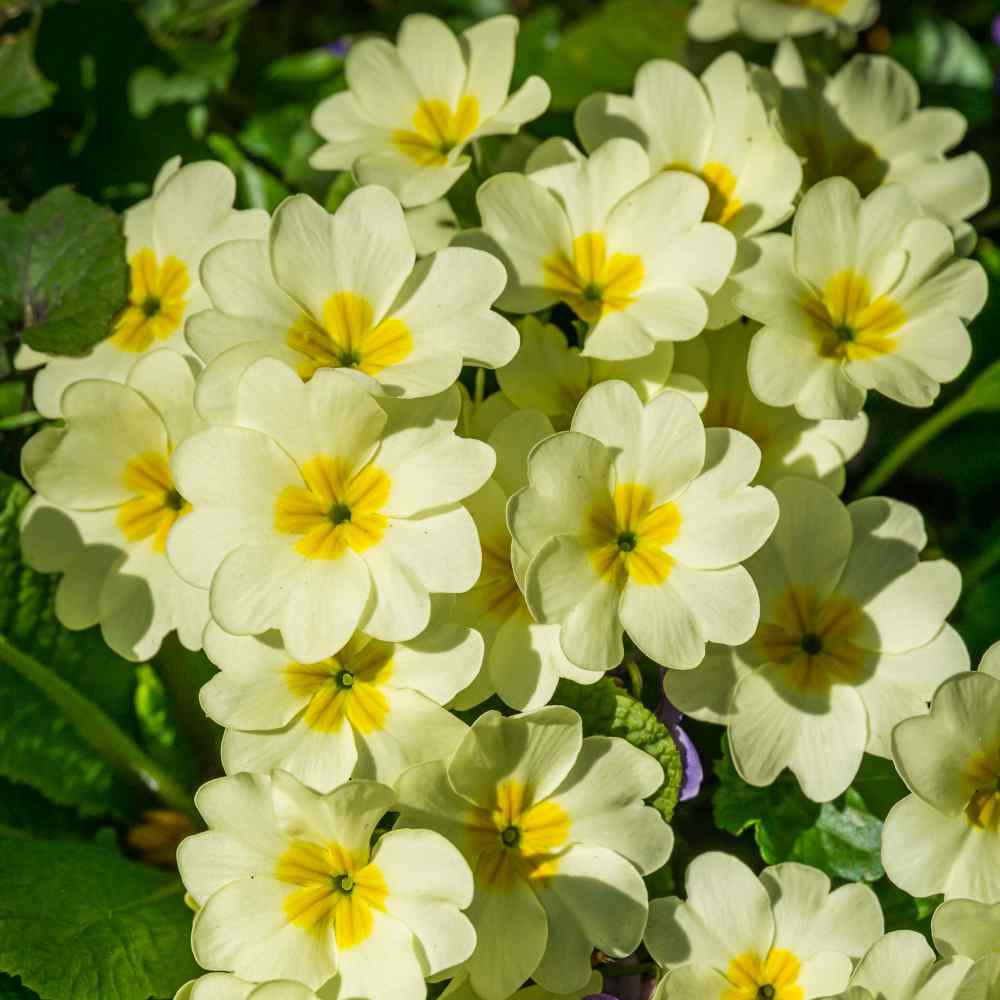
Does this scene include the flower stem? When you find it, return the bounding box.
[854,396,972,499]
[0,635,199,821]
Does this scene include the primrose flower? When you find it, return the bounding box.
[882,644,1000,903]
[168,360,493,663]
[20,350,209,660]
[396,706,673,1000]
[770,46,991,253]
[188,189,517,422]
[818,931,972,1000]
[646,852,882,999]
[734,177,987,419]
[452,409,603,711]
[493,317,706,432]
[441,971,603,1000]
[933,898,1000,962]
[462,138,735,361]
[17,158,266,418]
[201,611,480,793]
[681,320,867,492]
[178,773,474,996]
[176,977,322,1000]
[668,477,966,802]
[688,0,878,42]
[576,54,801,327]
[508,380,778,671]
[310,14,550,207]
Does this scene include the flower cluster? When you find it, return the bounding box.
[16,8,1000,1000]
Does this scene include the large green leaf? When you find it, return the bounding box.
[0,188,127,356]
[0,776,87,839]
[541,0,689,111]
[0,974,40,1000]
[554,677,682,822]
[0,839,198,1000]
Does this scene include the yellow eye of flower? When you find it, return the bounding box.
[543,232,644,325]
[804,270,906,361]
[585,483,681,586]
[112,248,190,354]
[393,95,481,165]
[116,451,190,554]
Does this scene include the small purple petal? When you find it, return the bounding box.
[325,36,352,57]
[656,685,704,803]
[992,14,1000,46]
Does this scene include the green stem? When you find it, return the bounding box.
[0,410,44,431]
[854,395,971,499]
[473,367,486,407]
[601,962,660,978]
[963,530,1000,588]
[0,635,198,821]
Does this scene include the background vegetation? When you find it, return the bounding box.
[0,1,998,998]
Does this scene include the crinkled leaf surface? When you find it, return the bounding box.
[0,187,127,356]
[0,839,198,1000]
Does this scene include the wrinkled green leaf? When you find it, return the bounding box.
[0,187,127,356]
[850,755,909,820]
[891,17,993,90]
[554,677,682,822]
[0,838,198,1000]
[0,478,138,817]
[127,65,209,118]
[876,878,941,935]
[239,104,325,195]
[0,24,56,118]
[541,0,688,111]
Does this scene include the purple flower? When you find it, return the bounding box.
[992,14,1000,47]
[656,689,704,803]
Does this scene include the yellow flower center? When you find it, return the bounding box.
[116,451,190,553]
[585,483,681,587]
[543,232,644,325]
[274,455,391,560]
[284,635,393,733]
[756,585,865,691]
[964,747,1000,831]
[804,270,906,361]
[723,949,804,1000]
[276,840,387,948]
[112,249,189,353]
[665,161,742,227]
[287,291,412,381]
[467,779,571,891]
[392,95,480,166]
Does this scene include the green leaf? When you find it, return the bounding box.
[0,974,40,1000]
[0,838,199,1000]
[876,878,940,936]
[0,776,88,839]
[713,742,885,881]
[850,755,908,820]
[0,478,139,817]
[127,66,210,118]
[266,48,343,84]
[0,22,56,118]
[206,132,290,212]
[324,171,359,214]
[891,17,993,90]
[792,790,884,882]
[0,187,128,357]
[554,677,682,821]
[540,0,688,111]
